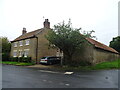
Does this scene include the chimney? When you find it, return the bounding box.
[43,19,50,28]
[22,27,27,35]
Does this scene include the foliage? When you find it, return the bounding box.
[1,37,11,53]
[0,61,34,66]
[81,30,97,39]
[0,37,11,61]
[10,57,32,63]
[109,36,120,53]
[2,53,10,61]
[46,20,95,65]
[57,59,120,71]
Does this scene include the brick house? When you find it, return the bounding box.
[10,19,120,64]
[10,19,61,64]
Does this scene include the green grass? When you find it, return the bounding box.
[90,59,120,70]
[58,59,120,71]
[1,59,120,70]
[0,61,35,66]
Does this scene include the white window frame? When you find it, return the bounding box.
[19,41,23,46]
[19,50,23,57]
[14,42,18,47]
[24,49,29,57]
[25,39,30,45]
[13,50,17,57]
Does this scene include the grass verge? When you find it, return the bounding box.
[57,59,120,71]
[0,61,35,66]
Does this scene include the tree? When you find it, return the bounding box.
[109,36,120,53]
[0,37,11,61]
[46,20,95,65]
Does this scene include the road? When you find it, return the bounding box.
[2,64,119,88]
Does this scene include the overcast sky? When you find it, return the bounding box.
[0,0,119,45]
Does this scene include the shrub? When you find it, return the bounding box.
[2,53,10,61]
[10,57,18,62]
[64,60,91,67]
[22,57,31,63]
[10,57,32,63]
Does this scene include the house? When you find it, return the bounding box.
[10,19,120,64]
[10,19,61,64]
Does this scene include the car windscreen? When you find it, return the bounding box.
[41,57,47,59]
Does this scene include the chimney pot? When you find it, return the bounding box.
[22,27,27,35]
[43,19,50,28]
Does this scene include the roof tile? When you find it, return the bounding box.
[86,38,119,54]
[12,29,42,42]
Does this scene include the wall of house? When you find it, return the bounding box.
[71,41,120,65]
[36,28,59,64]
[93,48,120,64]
[10,38,37,63]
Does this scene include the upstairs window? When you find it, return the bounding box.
[25,39,30,45]
[14,42,18,47]
[19,41,23,46]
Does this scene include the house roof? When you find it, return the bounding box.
[86,38,119,54]
[11,29,43,42]
[11,28,119,54]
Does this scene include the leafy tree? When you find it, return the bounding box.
[109,36,120,53]
[0,37,11,61]
[46,20,95,65]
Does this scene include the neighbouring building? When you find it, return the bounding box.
[71,37,120,65]
[10,19,120,64]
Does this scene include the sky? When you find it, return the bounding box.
[0,0,119,46]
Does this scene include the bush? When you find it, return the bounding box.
[9,57,31,63]
[10,57,18,62]
[64,60,91,67]
[78,60,92,66]
[2,53,10,61]
[22,57,31,63]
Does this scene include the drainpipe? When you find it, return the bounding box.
[35,36,38,64]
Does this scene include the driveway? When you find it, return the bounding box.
[2,64,119,88]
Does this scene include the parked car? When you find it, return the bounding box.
[40,56,61,65]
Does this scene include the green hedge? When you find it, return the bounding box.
[2,53,10,61]
[10,57,31,63]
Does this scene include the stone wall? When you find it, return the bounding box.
[93,48,120,64]
[71,41,120,65]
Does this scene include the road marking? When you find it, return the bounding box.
[64,72,74,75]
[38,70,60,74]
[65,84,70,86]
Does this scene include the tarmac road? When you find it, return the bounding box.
[2,64,119,88]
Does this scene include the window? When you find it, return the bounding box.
[14,42,18,47]
[25,39,30,45]
[19,41,23,46]
[13,50,17,57]
[19,50,23,57]
[24,49,29,57]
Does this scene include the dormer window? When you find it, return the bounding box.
[19,41,23,46]
[14,42,18,47]
[25,39,30,45]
